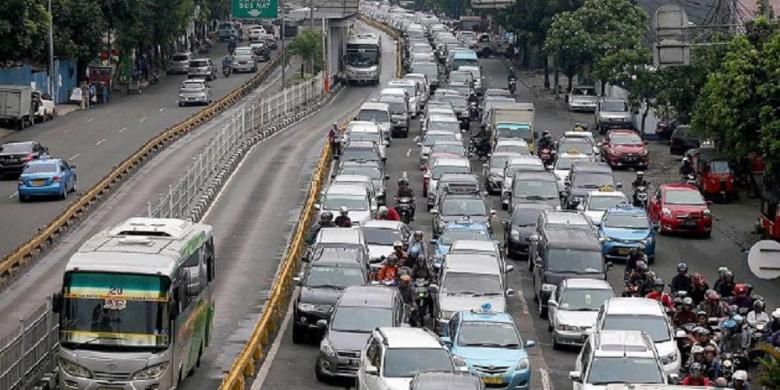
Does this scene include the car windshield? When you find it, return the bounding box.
[392,84,415,97]
[574,173,614,189]
[709,160,731,174]
[429,120,459,132]
[346,51,379,66]
[323,195,369,210]
[1,143,34,153]
[506,164,544,176]
[547,249,603,274]
[588,195,627,211]
[559,141,592,155]
[330,307,393,332]
[602,314,671,342]
[441,229,489,245]
[23,163,57,174]
[363,227,403,245]
[443,272,502,295]
[496,124,531,139]
[340,166,381,179]
[512,180,559,199]
[449,85,471,96]
[512,208,545,227]
[490,155,512,170]
[496,144,529,154]
[357,109,390,123]
[611,134,642,145]
[432,164,470,179]
[172,54,189,62]
[306,266,364,288]
[457,321,521,348]
[664,189,705,205]
[602,100,628,112]
[412,63,438,75]
[382,348,453,378]
[441,198,485,216]
[603,213,650,229]
[572,87,596,96]
[439,95,465,108]
[342,147,380,162]
[424,134,458,146]
[559,288,614,311]
[182,81,204,90]
[431,144,465,155]
[348,132,381,143]
[587,357,665,385]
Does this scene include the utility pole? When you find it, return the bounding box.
[281,0,286,89]
[48,0,55,96]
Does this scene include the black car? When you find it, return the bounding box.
[292,247,371,343]
[564,161,618,209]
[509,171,561,210]
[504,203,553,259]
[0,141,48,177]
[669,125,700,156]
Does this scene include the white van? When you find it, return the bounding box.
[378,88,411,138]
[356,102,392,145]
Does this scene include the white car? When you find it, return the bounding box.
[358,327,455,390]
[361,220,410,269]
[553,152,592,192]
[317,185,375,226]
[580,190,629,226]
[248,26,267,42]
[595,298,681,375]
[547,278,615,348]
[346,121,387,160]
[33,90,55,122]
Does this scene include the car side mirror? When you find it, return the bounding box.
[413,136,421,142]
[606,261,614,270]
[668,373,680,384]
[706,200,713,206]
[569,371,582,383]
[70,165,77,169]
[547,299,558,308]
[316,319,328,328]
[644,140,649,145]
[314,204,321,210]
[615,182,623,189]
[293,271,304,283]
[506,288,516,296]
[429,239,437,244]
[416,142,422,147]
[385,175,390,180]
[505,265,515,273]
[51,292,63,314]
[576,204,584,212]
[490,209,497,216]
[440,336,452,346]
[365,364,379,375]
[525,340,536,348]
[430,209,439,215]
[528,234,539,243]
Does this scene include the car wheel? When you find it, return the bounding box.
[703,230,712,238]
[315,360,328,383]
[60,187,67,200]
[292,323,306,344]
[70,178,77,193]
[552,336,561,350]
[18,194,27,203]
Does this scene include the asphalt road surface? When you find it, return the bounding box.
[0,40,278,258]
[256,56,776,390]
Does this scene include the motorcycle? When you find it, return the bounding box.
[508,77,517,95]
[469,101,479,121]
[222,63,232,77]
[468,138,490,160]
[633,185,648,208]
[396,197,414,224]
[539,147,555,169]
[749,321,770,361]
[683,173,697,186]
[412,278,431,327]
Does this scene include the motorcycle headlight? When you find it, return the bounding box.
[59,357,92,378]
[660,351,678,366]
[452,354,468,369]
[320,338,336,356]
[511,229,520,240]
[515,358,530,371]
[132,362,169,380]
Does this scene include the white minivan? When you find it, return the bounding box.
[379,88,411,138]
[356,102,392,145]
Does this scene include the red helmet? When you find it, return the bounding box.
[734,283,748,296]
[692,272,706,287]
[706,289,720,302]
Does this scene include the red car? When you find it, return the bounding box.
[600,129,649,169]
[647,183,712,237]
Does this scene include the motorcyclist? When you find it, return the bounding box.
[731,283,753,310]
[671,261,693,295]
[377,205,401,221]
[687,345,706,371]
[406,231,429,267]
[714,268,736,298]
[719,319,749,354]
[632,171,649,188]
[674,297,698,327]
[692,326,718,352]
[396,178,416,219]
[732,370,750,390]
[645,278,674,311]
[700,289,728,318]
[410,255,435,315]
[507,67,517,84]
[681,362,712,386]
[334,206,352,227]
[222,55,233,70]
[747,299,770,327]
[376,254,400,283]
[227,36,237,54]
[624,245,647,280]
[680,156,695,177]
[703,345,722,379]
[696,311,709,327]
[538,130,554,151]
[306,211,335,244]
[690,272,711,305]
[769,309,780,347]
[398,274,415,305]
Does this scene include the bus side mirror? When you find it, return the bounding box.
[51,292,63,314]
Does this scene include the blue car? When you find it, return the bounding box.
[18,158,77,201]
[430,223,491,270]
[442,306,535,390]
[598,204,656,263]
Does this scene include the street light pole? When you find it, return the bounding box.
[48,0,55,96]
[281,0,286,89]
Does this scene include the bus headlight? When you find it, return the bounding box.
[60,357,92,378]
[132,362,169,380]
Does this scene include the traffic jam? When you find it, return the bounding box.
[294,3,769,390]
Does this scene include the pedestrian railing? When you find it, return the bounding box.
[0,302,58,390]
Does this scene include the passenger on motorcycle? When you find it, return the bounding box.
[537,130,554,154]
[719,319,750,354]
[696,311,709,327]
[682,363,712,386]
[624,245,647,280]
[398,274,415,305]
[507,67,517,84]
[692,327,719,353]
[376,254,400,283]
[671,262,693,295]
[714,267,736,298]
[334,206,353,227]
[686,345,706,371]
[690,272,711,305]
[328,123,342,157]
[377,205,401,221]
[396,178,416,219]
[391,240,408,266]
[410,255,435,314]
[626,260,654,296]
[674,297,698,327]
[731,283,753,310]
[732,370,750,390]
[406,231,429,266]
[700,290,728,318]
[680,157,695,177]
[222,55,233,69]
[747,299,770,327]
[306,211,335,244]
[645,278,675,311]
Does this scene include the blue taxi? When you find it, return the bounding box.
[430,223,491,270]
[598,204,656,263]
[441,305,535,389]
[17,158,77,201]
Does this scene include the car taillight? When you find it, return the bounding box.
[23,154,34,162]
[52,176,61,182]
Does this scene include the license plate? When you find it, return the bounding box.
[684,219,698,227]
[347,358,358,365]
[32,179,45,186]
[617,247,630,255]
[626,157,636,161]
[482,376,504,385]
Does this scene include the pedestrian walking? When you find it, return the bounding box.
[89,83,97,107]
[80,82,88,109]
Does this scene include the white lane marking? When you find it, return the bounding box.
[8,192,17,199]
[539,367,552,390]
[85,118,94,123]
[159,107,166,112]
[515,282,530,315]
[139,116,148,122]
[95,138,107,146]
[118,127,127,133]
[406,148,411,157]
[68,153,81,161]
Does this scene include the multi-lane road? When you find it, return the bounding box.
[0,41,275,258]
[255,56,777,390]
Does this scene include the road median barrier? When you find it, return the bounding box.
[0,53,285,286]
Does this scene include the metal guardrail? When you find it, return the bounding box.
[0,302,57,390]
[217,15,402,390]
[0,53,284,284]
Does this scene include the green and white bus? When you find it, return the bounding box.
[53,217,216,389]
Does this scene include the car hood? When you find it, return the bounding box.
[512,197,560,207]
[667,204,707,217]
[609,144,646,154]
[439,295,506,314]
[585,210,605,226]
[454,345,527,364]
[299,286,344,305]
[601,227,651,241]
[544,271,605,286]
[368,244,394,261]
[328,330,372,352]
[383,377,413,390]
[556,310,599,328]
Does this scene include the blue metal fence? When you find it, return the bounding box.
[0,59,77,104]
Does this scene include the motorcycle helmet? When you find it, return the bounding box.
[677,262,688,273]
[692,272,706,286]
[378,205,388,216]
[691,345,704,355]
[393,240,404,249]
[400,274,412,282]
[339,206,349,215]
[636,260,648,272]
[772,308,780,320]
[653,277,664,289]
[718,266,729,276]
[414,230,424,239]
[704,345,717,355]
[732,314,744,326]
[321,211,334,221]
[682,157,690,163]
[706,289,720,302]
[722,319,737,331]
[416,255,426,264]
[733,283,748,296]
[689,362,703,375]
[683,297,694,307]
[636,171,644,178]
[386,254,398,265]
[732,370,748,381]
[692,326,708,336]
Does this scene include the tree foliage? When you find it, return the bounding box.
[287,30,323,77]
[0,0,49,63]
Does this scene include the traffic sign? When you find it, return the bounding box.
[232,0,278,19]
[747,239,780,279]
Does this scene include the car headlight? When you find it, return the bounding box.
[452,354,468,369]
[703,209,712,217]
[511,229,520,240]
[660,351,678,365]
[541,283,556,292]
[132,362,169,380]
[298,303,316,312]
[662,207,672,217]
[516,358,530,371]
[558,324,580,332]
[641,236,654,245]
[59,357,92,378]
[640,149,649,156]
[320,338,336,356]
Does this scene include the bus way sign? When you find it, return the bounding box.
[232,0,278,19]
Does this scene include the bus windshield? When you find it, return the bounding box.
[346,49,379,67]
[60,272,171,349]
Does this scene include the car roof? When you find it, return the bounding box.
[377,327,444,349]
[26,158,61,166]
[312,247,363,266]
[345,140,378,148]
[327,184,368,195]
[571,161,612,173]
[445,253,501,274]
[432,141,464,147]
[348,121,381,131]
[496,139,528,145]
[388,79,416,86]
[660,183,699,192]
[450,240,497,252]
[360,102,390,111]
[604,297,665,316]
[442,223,489,233]
[563,278,613,290]
[508,156,543,165]
[543,211,592,225]
[587,190,628,199]
[543,228,602,250]
[607,129,640,136]
[439,173,479,183]
[362,220,405,229]
[380,87,407,95]
[433,157,470,167]
[429,114,458,121]
[459,310,514,323]
[604,205,648,217]
[333,174,372,183]
[602,97,627,103]
[339,285,398,308]
[592,330,656,358]
[512,171,557,181]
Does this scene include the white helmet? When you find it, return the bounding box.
[732,370,748,381]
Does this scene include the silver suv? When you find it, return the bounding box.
[187,58,216,81]
[595,98,632,133]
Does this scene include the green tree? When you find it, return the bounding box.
[0,0,50,63]
[544,11,591,91]
[51,0,106,71]
[288,30,323,78]
[598,47,660,133]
